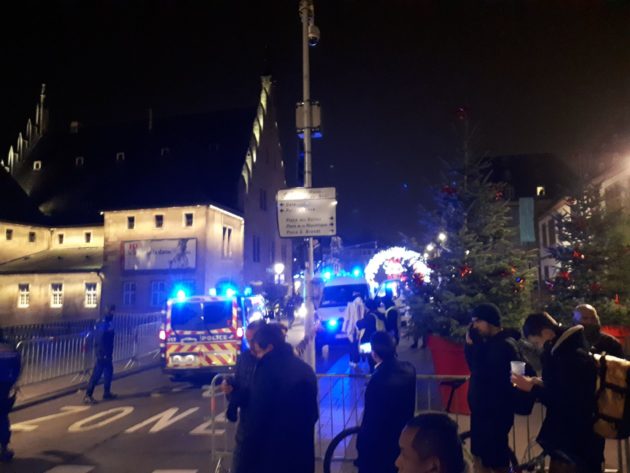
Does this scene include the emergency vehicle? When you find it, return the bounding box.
[160,294,247,377]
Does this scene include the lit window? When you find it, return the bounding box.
[123,281,136,306]
[184,213,194,227]
[18,284,29,308]
[116,152,125,162]
[155,215,164,228]
[50,283,63,308]
[536,186,546,197]
[28,232,36,243]
[33,161,42,171]
[85,232,92,243]
[127,216,135,229]
[58,234,64,244]
[85,283,98,308]
[150,281,166,307]
[5,229,13,241]
[75,156,84,167]
[222,226,233,258]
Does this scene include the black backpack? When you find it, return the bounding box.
[0,341,21,386]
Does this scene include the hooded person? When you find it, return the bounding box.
[464,303,520,473]
[344,291,366,366]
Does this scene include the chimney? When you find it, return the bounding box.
[148,108,153,132]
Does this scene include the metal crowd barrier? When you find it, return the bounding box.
[207,373,630,473]
[15,319,163,387]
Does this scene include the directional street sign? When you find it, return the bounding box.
[276,187,337,238]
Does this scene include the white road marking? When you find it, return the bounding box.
[189,417,226,436]
[125,407,199,433]
[13,406,92,432]
[44,466,95,473]
[68,407,135,432]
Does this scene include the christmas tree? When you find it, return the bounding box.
[545,184,630,325]
[409,159,536,342]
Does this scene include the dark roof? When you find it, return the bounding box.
[0,247,103,274]
[488,154,576,199]
[15,107,255,224]
[0,167,47,224]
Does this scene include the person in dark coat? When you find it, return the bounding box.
[357,300,382,373]
[0,328,20,463]
[573,304,624,358]
[239,323,318,473]
[465,303,519,473]
[84,305,117,404]
[222,320,264,473]
[357,331,416,473]
[512,312,603,473]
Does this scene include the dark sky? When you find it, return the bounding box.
[2,1,630,243]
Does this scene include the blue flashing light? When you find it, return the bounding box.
[176,289,187,301]
[209,288,217,297]
[323,271,332,281]
[326,319,339,330]
[244,286,253,297]
[225,288,237,298]
[352,267,362,278]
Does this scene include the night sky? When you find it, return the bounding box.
[2,1,630,244]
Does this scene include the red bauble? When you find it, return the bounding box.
[590,282,602,293]
[572,249,585,260]
[559,271,570,281]
[460,265,472,278]
[441,185,457,195]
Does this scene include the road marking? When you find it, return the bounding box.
[189,417,226,436]
[68,407,135,432]
[13,406,92,432]
[44,466,95,473]
[125,407,200,433]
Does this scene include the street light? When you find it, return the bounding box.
[426,243,435,252]
[438,232,447,243]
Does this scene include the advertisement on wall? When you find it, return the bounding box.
[123,238,197,271]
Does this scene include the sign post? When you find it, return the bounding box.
[277,187,337,238]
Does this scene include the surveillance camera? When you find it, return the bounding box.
[308,24,320,46]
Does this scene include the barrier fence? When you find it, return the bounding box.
[15,316,163,387]
[208,373,630,473]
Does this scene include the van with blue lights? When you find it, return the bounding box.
[159,293,247,378]
[316,276,370,344]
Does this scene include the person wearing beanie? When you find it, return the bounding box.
[465,303,523,473]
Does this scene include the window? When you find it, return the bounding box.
[58,234,64,244]
[85,283,98,308]
[222,226,233,258]
[184,213,194,227]
[116,152,125,162]
[85,232,92,243]
[127,216,135,230]
[155,215,164,228]
[123,281,136,306]
[50,283,63,308]
[151,281,167,307]
[259,189,267,211]
[28,232,36,243]
[5,229,13,241]
[75,156,84,167]
[252,235,261,263]
[541,222,548,247]
[536,186,546,197]
[33,160,42,171]
[17,284,29,308]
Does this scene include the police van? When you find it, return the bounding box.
[160,294,248,378]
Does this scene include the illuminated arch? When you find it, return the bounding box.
[364,247,431,292]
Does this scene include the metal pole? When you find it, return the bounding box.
[300,0,316,369]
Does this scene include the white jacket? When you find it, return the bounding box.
[343,296,366,343]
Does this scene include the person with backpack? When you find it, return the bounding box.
[0,328,20,463]
[465,303,527,473]
[512,312,603,473]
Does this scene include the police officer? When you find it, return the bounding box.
[0,328,20,462]
[84,305,117,404]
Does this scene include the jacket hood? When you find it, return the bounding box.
[551,325,585,355]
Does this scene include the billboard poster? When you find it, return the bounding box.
[123,238,197,271]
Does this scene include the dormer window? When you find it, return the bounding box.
[536,186,546,197]
[75,156,84,167]
[116,152,125,162]
[161,147,170,157]
[33,161,42,171]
